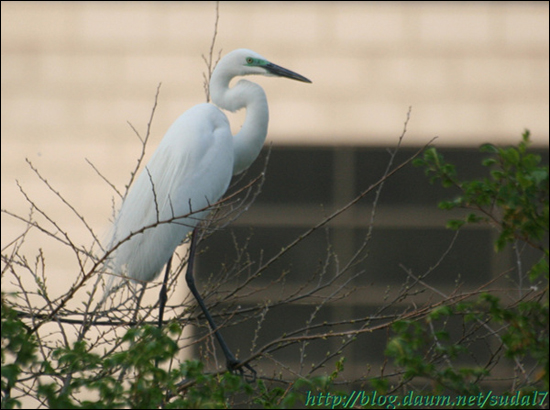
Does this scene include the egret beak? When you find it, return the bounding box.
[265,62,312,83]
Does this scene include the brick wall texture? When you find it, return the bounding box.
[2,2,548,285]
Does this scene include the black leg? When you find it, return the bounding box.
[185,229,256,380]
[158,256,172,328]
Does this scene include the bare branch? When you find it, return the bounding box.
[202,1,221,102]
[86,158,123,199]
[125,83,162,199]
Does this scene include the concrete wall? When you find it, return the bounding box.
[2,1,549,290]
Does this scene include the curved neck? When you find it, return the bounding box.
[210,73,269,175]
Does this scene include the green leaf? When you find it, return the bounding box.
[501,147,520,165]
[466,213,484,223]
[438,200,459,210]
[429,305,452,320]
[480,143,498,153]
[482,158,497,167]
[491,169,505,180]
[446,219,465,230]
[531,169,548,185]
[529,256,549,281]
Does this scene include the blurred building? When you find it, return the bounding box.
[2,1,548,387]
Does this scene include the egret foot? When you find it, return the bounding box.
[227,358,256,382]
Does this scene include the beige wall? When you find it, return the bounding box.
[2,2,549,293]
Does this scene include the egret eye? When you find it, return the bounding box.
[246,57,254,64]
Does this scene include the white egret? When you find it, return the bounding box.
[103,49,311,375]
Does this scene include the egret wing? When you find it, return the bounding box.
[106,104,233,283]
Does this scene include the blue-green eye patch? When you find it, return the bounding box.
[245,57,267,66]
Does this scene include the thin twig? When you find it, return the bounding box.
[202,1,221,102]
[125,83,162,199]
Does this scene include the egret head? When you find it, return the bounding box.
[216,49,312,83]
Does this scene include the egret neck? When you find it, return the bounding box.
[210,74,269,175]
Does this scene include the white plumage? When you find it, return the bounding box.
[103,49,311,295]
